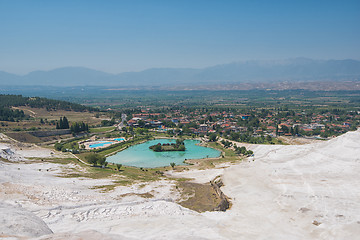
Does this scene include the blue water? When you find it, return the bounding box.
[89,141,113,148]
[106,139,221,168]
[114,138,125,141]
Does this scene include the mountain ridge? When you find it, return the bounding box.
[1,58,360,87]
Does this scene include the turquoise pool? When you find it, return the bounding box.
[89,141,113,148]
[106,139,221,168]
[114,138,125,141]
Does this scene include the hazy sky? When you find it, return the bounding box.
[1,0,359,74]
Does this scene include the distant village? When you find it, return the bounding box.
[122,107,360,143]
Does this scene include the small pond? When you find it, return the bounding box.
[106,139,221,168]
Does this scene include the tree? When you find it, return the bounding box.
[59,117,63,129]
[137,120,145,127]
[282,125,289,133]
[294,126,299,135]
[56,116,70,129]
[54,142,62,151]
[176,138,184,145]
[208,133,217,142]
[246,150,254,155]
[85,153,105,167]
[70,121,89,133]
[221,140,232,148]
[85,153,98,166]
[62,116,69,129]
[170,162,176,169]
[136,128,147,135]
[116,164,122,171]
[97,156,107,168]
[178,144,185,151]
[153,143,162,152]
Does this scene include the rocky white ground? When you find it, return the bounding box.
[0,130,359,239]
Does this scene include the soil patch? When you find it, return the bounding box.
[6,132,41,143]
[177,182,222,212]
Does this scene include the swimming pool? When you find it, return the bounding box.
[114,138,125,141]
[89,141,113,148]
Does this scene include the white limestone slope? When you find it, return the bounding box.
[0,130,359,239]
[0,202,53,238]
[219,129,360,239]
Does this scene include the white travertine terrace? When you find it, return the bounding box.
[0,130,359,239]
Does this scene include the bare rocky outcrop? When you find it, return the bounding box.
[210,176,230,211]
[0,144,25,162]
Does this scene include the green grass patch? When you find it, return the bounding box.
[61,173,84,178]
[207,142,236,157]
[56,158,164,185]
[117,192,154,198]
[90,184,116,192]
[28,157,79,165]
[89,126,116,133]
[197,142,243,168]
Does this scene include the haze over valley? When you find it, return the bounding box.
[1,58,360,87]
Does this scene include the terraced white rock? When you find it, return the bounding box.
[0,130,359,239]
[0,202,52,238]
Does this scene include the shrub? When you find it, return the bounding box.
[170,162,176,169]
[116,164,122,171]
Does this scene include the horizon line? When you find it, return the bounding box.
[2,57,360,76]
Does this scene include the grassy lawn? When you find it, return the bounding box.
[207,142,236,158]
[58,149,164,183]
[12,106,102,124]
[57,161,164,189]
[193,141,243,168]
[26,156,89,167]
[89,126,116,133]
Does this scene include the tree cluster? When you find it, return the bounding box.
[227,132,274,144]
[0,94,97,112]
[101,118,115,127]
[56,116,69,129]
[149,139,185,152]
[70,122,89,133]
[85,153,107,167]
[234,146,253,156]
[208,133,218,142]
[0,107,27,121]
[221,139,232,148]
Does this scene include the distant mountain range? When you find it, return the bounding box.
[1,58,360,87]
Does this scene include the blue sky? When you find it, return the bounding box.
[0,0,359,74]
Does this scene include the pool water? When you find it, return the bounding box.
[89,141,113,148]
[106,139,221,168]
[114,138,125,141]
